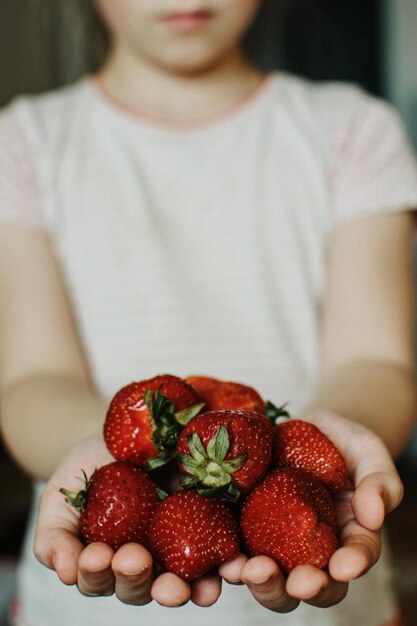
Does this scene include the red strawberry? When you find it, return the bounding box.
[271,416,348,494]
[104,374,204,469]
[240,466,339,574]
[186,375,264,413]
[149,490,240,581]
[175,409,273,500]
[60,461,158,550]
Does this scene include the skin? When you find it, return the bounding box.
[0,0,416,615]
[93,0,264,122]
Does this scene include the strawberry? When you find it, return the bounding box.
[240,466,339,574]
[186,375,264,413]
[103,374,204,469]
[60,461,158,550]
[148,490,240,581]
[270,415,348,494]
[175,409,273,500]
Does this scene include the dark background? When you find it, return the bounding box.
[0,0,384,106]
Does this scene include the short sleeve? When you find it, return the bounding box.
[329,94,417,227]
[0,103,46,230]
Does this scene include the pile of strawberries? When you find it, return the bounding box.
[61,374,348,581]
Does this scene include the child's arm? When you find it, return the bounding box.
[311,210,417,455]
[0,223,221,607]
[0,224,107,479]
[221,210,416,611]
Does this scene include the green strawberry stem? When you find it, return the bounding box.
[196,482,242,503]
[143,387,205,470]
[175,403,206,426]
[156,488,169,501]
[176,425,245,502]
[59,470,90,513]
[265,400,290,424]
[145,451,172,472]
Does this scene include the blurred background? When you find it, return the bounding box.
[0,0,416,624]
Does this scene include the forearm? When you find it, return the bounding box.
[0,372,108,480]
[300,359,417,458]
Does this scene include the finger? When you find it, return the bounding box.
[337,423,404,530]
[218,552,248,584]
[112,543,154,605]
[352,471,404,530]
[34,527,84,585]
[306,412,403,528]
[241,556,299,613]
[77,542,115,597]
[190,572,222,607]
[286,565,348,607]
[151,572,191,607]
[329,520,381,582]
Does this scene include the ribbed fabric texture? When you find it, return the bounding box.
[2,73,417,410]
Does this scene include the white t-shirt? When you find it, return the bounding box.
[1,72,417,626]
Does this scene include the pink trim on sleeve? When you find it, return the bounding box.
[0,105,46,230]
[329,97,417,227]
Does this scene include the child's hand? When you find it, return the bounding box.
[34,412,403,612]
[219,410,403,612]
[34,434,223,607]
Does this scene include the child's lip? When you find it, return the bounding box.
[162,9,214,31]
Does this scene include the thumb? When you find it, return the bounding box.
[352,471,403,531]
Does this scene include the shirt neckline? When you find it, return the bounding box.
[85,72,277,134]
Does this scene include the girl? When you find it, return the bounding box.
[1,1,417,624]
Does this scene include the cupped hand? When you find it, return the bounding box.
[34,434,222,607]
[219,410,403,612]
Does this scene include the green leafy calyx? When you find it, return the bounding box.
[59,470,91,513]
[144,386,204,470]
[177,424,246,502]
[265,401,290,424]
